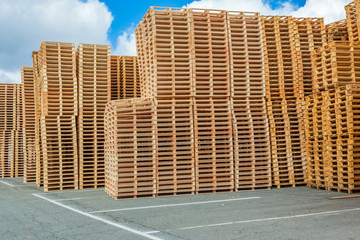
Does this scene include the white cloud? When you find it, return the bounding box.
[292,0,349,23]
[0,0,113,83]
[0,69,21,84]
[184,0,349,24]
[113,28,137,56]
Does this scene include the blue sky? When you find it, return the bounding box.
[103,0,306,47]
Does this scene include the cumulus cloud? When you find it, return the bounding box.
[184,0,349,23]
[292,0,349,23]
[0,69,21,84]
[0,0,113,83]
[113,27,137,56]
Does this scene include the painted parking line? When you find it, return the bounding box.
[33,193,163,240]
[169,207,360,231]
[37,189,105,195]
[0,180,16,187]
[55,197,107,202]
[88,196,261,214]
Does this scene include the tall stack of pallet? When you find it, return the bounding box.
[0,84,23,178]
[22,67,37,183]
[35,42,78,192]
[305,41,360,193]
[138,7,196,196]
[190,9,234,193]
[261,16,326,188]
[228,11,271,190]
[77,43,110,189]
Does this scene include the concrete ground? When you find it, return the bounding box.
[0,178,359,240]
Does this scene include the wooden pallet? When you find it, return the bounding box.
[326,19,349,42]
[346,0,360,42]
[22,67,37,183]
[77,43,111,189]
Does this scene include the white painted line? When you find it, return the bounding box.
[175,207,360,230]
[0,180,15,187]
[37,189,104,195]
[88,197,260,214]
[33,193,163,240]
[55,197,107,202]
[145,231,161,234]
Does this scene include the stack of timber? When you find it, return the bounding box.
[22,67,37,183]
[77,43,110,189]
[325,19,349,42]
[35,42,78,191]
[261,16,326,188]
[0,84,24,178]
[228,11,271,190]
[109,56,140,100]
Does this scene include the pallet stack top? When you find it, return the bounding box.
[326,19,349,42]
[312,41,360,93]
[346,0,360,42]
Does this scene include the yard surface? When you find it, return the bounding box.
[0,178,359,240]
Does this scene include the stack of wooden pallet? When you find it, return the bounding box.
[105,7,273,199]
[109,56,140,100]
[261,16,326,188]
[105,98,157,198]
[22,67,37,183]
[139,7,196,196]
[346,0,360,42]
[191,9,234,193]
[305,41,360,193]
[0,83,24,178]
[228,11,272,190]
[34,42,79,191]
[77,43,110,189]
